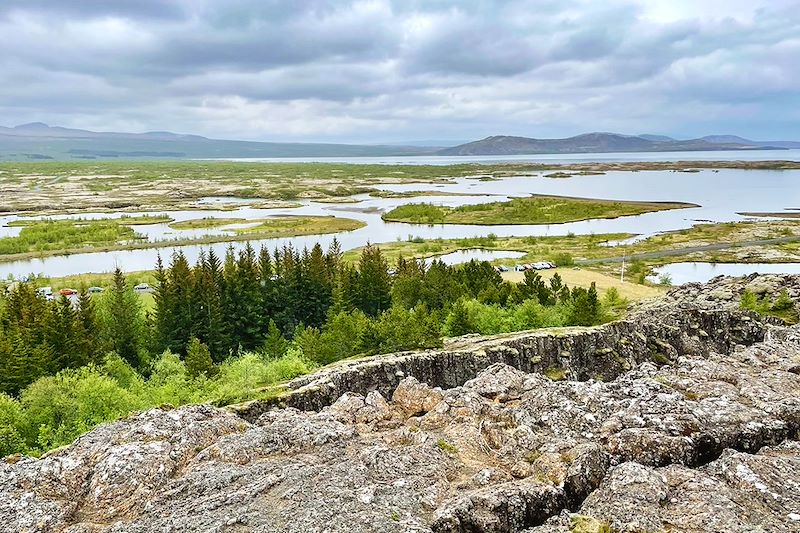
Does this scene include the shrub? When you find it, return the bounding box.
[551,253,574,267]
[185,338,217,378]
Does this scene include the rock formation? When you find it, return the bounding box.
[2,275,799,532]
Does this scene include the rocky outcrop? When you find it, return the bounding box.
[640,272,800,314]
[2,275,800,532]
[234,307,768,420]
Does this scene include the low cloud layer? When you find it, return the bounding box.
[1,0,798,142]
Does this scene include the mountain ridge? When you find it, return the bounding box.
[1,123,797,160]
[436,132,789,156]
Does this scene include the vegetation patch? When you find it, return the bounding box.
[0,215,365,261]
[0,240,622,457]
[169,217,248,230]
[740,288,798,324]
[233,215,365,237]
[0,218,142,256]
[381,195,697,225]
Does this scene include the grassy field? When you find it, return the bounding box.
[233,215,364,236]
[0,215,365,262]
[381,195,697,225]
[7,214,173,227]
[0,219,142,256]
[169,217,247,229]
[501,268,665,302]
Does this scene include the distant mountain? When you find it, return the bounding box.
[437,133,789,156]
[699,135,800,149]
[0,123,438,161]
[373,139,469,147]
[2,124,797,161]
[638,134,676,142]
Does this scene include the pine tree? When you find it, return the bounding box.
[193,250,229,362]
[355,244,392,317]
[101,268,145,368]
[224,244,263,351]
[185,337,217,377]
[444,299,474,336]
[261,319,288,360]
[166,251,195,354]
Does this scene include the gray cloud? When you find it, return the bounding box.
[0,0,798,141]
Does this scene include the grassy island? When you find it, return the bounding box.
[381,195,698,225]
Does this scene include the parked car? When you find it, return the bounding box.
[514,264,528,272]
[133,283,152,293]
[496,265,509,272]
[59,288,79,296]
[88,286,104,294]
[36,286,54,301]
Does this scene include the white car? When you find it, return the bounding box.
[36,287,55,301]
[133,283,152,293]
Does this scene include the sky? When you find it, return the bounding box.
[1,0,798,143]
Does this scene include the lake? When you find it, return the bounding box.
[2,164,800,278]
[650,262,800,285]
[203,148,800,165]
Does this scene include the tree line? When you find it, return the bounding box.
[0,239,616,456]
[1,239,610,396]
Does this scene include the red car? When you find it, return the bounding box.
[59,288,78,296]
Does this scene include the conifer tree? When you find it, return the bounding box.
[355,244,392,317]
[185,337,217,377]
[100,268,145,368]
[261,319,288,360]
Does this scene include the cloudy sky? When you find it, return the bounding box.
[1,0,798,143]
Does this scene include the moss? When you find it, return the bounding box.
[570,514,616,533]
[436,438,458,454]
[651,352,672,366]
[544,367,566,381]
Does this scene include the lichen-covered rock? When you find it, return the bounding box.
[392,376,444,415]
[2,276,800,532]
[575,442,800,532]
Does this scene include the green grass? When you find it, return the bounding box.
[0,215,365,261]
[382,196,697,225]
[117,214,174,225]
[7,214,172,227]
[233,215,365,237]
[0,219,141,256]
[169,217,247,230]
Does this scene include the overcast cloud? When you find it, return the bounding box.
[1,0,798,142]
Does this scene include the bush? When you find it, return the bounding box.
[185,338,217,378]
[551,253,574,267]
[0,393,25,456]
[19,367,143,451]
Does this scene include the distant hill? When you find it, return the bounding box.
[638,134,676,142]
[700,135,800,149]
[0,123,438,161]
[1,124,796,161]
[437,132,789,156]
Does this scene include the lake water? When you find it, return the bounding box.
[2,164,800,279]
[650,262,800,285]
[204,148,800,165]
